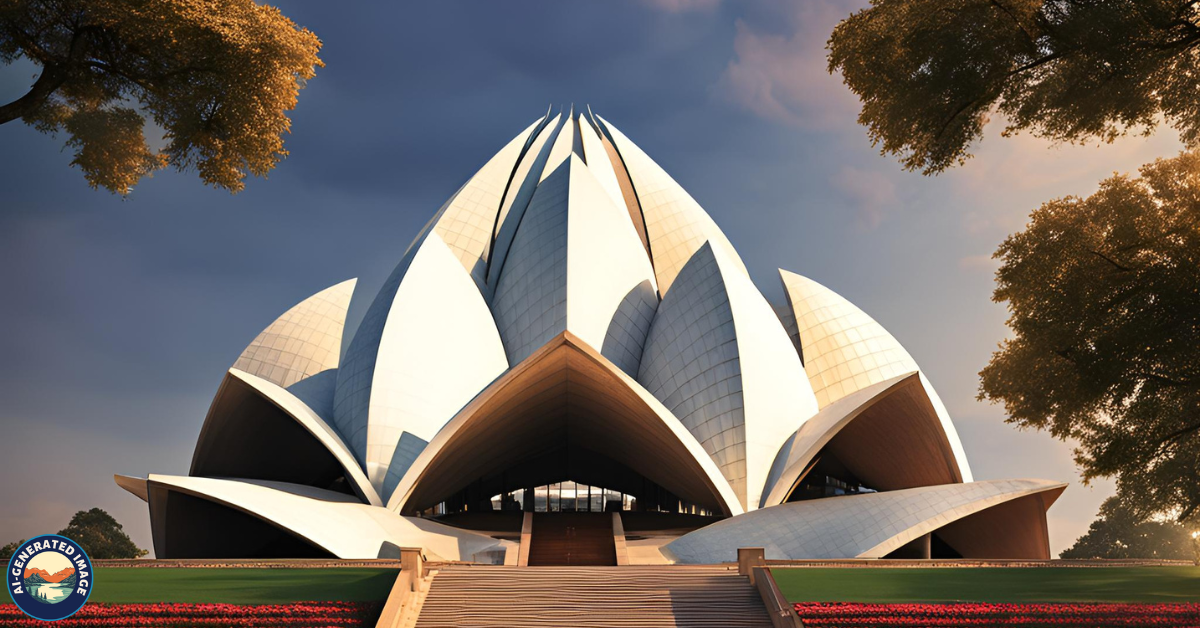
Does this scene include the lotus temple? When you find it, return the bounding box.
[115,107,1065,565]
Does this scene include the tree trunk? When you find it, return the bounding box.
[0,63,67,125]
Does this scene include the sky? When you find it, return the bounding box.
[0,0,1185,557]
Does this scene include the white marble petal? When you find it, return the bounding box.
[761,372,969,508]
[596,115,748,296]
[333,232,509,500]
[491,156,659,373]
[540,107,576,182]
[780,270,973,482]
[228,368,380,505]
[639,242,817,511]
[387,333,744,517]
[576,113,626,212]
[147,475,508,562]
[233,279,356,389]
[665,479,1066,563]
[488,114,566,290]
[429,118,543,289]
[114,474,148,502]
[490,160,570,365]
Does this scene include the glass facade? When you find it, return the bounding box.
[787,450,877,502]
[423,479,717,516]
[471,481,673,513]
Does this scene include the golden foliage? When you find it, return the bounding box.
[64,107,167,193]
[0,0,323,194]
[829,0,1200,174]
[980,151,1200,522]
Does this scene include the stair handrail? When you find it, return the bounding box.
[753,566,804,628]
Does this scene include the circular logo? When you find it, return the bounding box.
[6,535,93,621]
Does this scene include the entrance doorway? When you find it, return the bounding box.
[527,512,616,566]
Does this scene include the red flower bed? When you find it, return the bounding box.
[793,602,1200,627]
[0,601,382,627]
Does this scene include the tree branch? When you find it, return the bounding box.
[936,97,986,139]
[85,60,218,86]
[1141,372,1193,388]
[1177,499,1198,523]
[1008,49,1068,76]
[1151,420,1200,460]
[934,50,1067,140]
[0,23,101,125]
[0,63,67,124]
[1089,249,1136,272]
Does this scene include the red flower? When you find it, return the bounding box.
[0,601,383,627]
[790,602,1200,627]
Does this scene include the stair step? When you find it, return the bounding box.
[414,565,773,627]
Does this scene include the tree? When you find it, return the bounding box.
[0,539,22,560]
[0,0,322,194]
[57,508,147,559]
[1062,497,1195,559]
[828,0,1200,174]
[979,151,1200,523]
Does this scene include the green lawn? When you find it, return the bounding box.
[773,566,1200,604]
[2,568,399,605]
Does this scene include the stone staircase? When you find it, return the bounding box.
[413,564,773,627]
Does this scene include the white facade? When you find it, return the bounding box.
[144,475,508,562]
[488,114,565,290]
[119,108,1059,561]
[665,479,1066,563]
[575,113,626,212]
[638,242,816,511]
[431,118,542,289]
[232,278,356,389]
[762,372,966,508]
[226,368,380,505]
[385,332,744,517]
[491,156,659,374]
[596,115,748,296]
[333,231,509,501]
[780,270,973,482]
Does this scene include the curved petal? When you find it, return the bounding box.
[584,107,652,258]
[421,117,545,289]
[665,479,1066,563]
[488,114,566,290]
[191,368,381,506]
[232,279,356,389]
[146,475,508,561]
[595,115,748,296]
[388,331,743,518]
[576,113,627,215]
[540,106,577,182]
[780,269,973,482]
[114,474,148,502]
[333,232,509,499]
[639,243,818,511]
[761,372,966,508]
[490,155,659,374]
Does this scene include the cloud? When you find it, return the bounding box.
[640,0,721,12]
[714,2,862,129]
[944,122,1186,238]
[709,1,1187,244]
[831,165,898,229]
